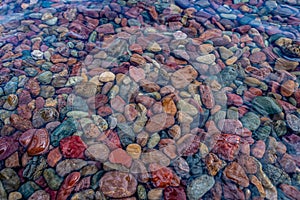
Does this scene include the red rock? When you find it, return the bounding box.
[124,104,138,122]
[198,29,222,42]
[10,114,33,131]
[217,119,243,134]
[150,163,180,188]
[109,148,132,168]
[97,105,113,117]
[279,183,300,200]
[130,54,146,66]
[17,104,32,119]
[87,94,108,110]
[57,172,81,200]
[47,147,62,167]
[295,88,300,106]
[99,130,122,150]
[129,66,145,82]
[110,95,126,113]
[18,90,32,104]
[164,186,186,200]
[176,134,200,156]
[96,23,115,34]
[0,136,18,160]
[50,54,68,63]
[25,78,40,97]
[27,129,50,156]
[277,100,297,113]
[249,51,266,64]
[129,44,143,55]
[251,140,265,159]
[171,66,198,89]
[222,181,245,200]
[100,171,137,198]
[68,22,92,39]
[19,129,35,147]
[140,79,160,92]
[227,93,243,106]
[145,113,175,133]
[237,154,258,174]
[223,162,249,187]
[60,136,87,159]
[5,152,19,168]
[199,85,215,109]
[279,153,297,173]
[212,134,241,161]
[152,102,163,114]
[136,95,156,108]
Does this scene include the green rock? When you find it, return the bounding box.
[50,117,77,147]
[254,126,271,141]
[263,164,291,186]
[89,31,97,43]
[18,181,40,199]
[0,181,7,200]
[137,184,147,200]
[252,96,282,115]
[227,107,239,120]
[241,112,260,131]
[177,100,198,116]
[0,168,20,192]
[148,132,160,148]
[187,175,215,200]
[91,171,105,190]
[43,168,63,190]
[273,120,287,137]
[37,71,53,84]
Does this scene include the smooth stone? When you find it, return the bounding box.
[286,114,300,132]
[252,96,282,115]
[147,133,160,148]
[241,112,260,131]
[8,192,22,200]
[254,125,271,141]
[219,46,234,60]
[145,113,175,133]
[99,171,137,198]
[27,129,50,156]
[0,168,20,192]
[45,17,58,25]
[59,135,87,159]
[177,100,198,116]
[187,175,215,200]
[56,159,87,177]
[148,189,163,200]
[275,58,298,71]
[50,117,77,147]
[43,168,63,190]
[141,149,170,167]
[126,144,142,159]
[171,65,198,89]
[137,185,147,200]
[65,76,83,86]
[220,66,238,86]
[0,181,6,199]
[32,107,59,128]
[28,190,50,200]
[4,77,18,95]
[74,82,97,98]
[99,71,116,82]
[263,164,291,185]
[67,111,89,119]
[175,0,190,8]
[196,54,216,65]
[3,94,18,110]
[109,148,132,168]
[18,181,40,199]
[223,162,249,187]
[31,50,43,60]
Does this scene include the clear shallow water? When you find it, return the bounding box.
[0,0,300,199]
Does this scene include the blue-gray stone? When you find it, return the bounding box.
[37,71,53,84]
[187,175,215,200]
[175,0,191,9]
[241,112,260,131]
[219,66,238,86]
[24,68,38,77]
[252,96,282,115]
[4,77,18,95]
[0,88,3,97]
[254,126,271,141]
[18,181,40,199]
[50,117,77,147]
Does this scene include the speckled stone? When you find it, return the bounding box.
[187,175,215,200]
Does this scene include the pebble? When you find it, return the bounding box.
[223,161,249,187]
[145,113,175,133]
[286,114,300,132]
[196,54,216,65]
[50,117,77,147]
[56,159,87,177]
[126,143,141,159]
[99,71,116,82]
[171,65,198,89]
[241,111,260,131]
[99,171,137,198]
[252,96,282,115]
[187,175,215,200]
[251,140,266,159]
[85,143,110,162]
[109,148,132,168]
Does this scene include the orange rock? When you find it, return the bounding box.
[280,80,295,97]
[27,129,50,156]
[223,162,249,187]
[47,147,62,167]
[162,97,177,116]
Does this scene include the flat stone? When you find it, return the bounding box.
[223,161,249,187]
[176,100,198,116]
[240,112,260,131]
[109,148,132,168]
[85,143,110,162]
[0,168,20,192]
[56,159,87,177]
[219,46,233,60]
[286,114,300,132]
[251,140,266,159]
[50,117,77,147]
[275,58,298,71]
[99,71,115,82]
[171,65,198,89]
[145,113,175,133]
[141,149,170,167]
[196,54,215,65]
[252,96,282,115]
[99,171,137,198]
[187,175,215,200]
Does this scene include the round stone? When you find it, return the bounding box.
[187,175,215,200]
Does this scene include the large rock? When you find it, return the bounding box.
[171,66,198,89]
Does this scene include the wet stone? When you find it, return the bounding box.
[252,96,282,115]
[50,117,77,147]
[223,161,249,187]
[187,175,215,200]
[43,168,63,190]
[240,112,260,131]
[0,168,20,192]
[149,163,180,188]
[27,129,50,156]
[32,107,59,128]
[56,159,87,177]
[99,171,137,198]
[60,135,87,159]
